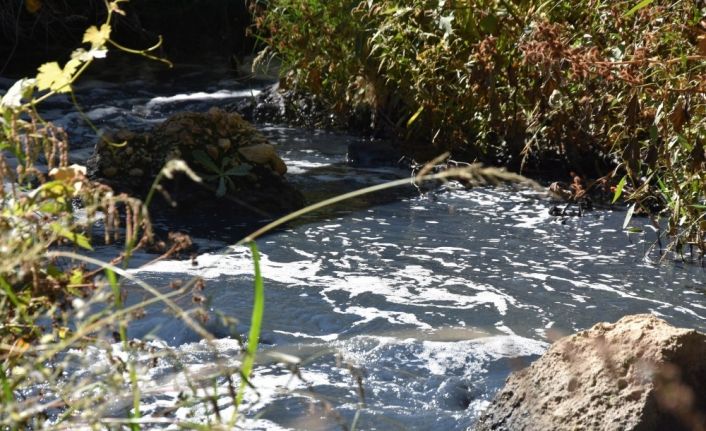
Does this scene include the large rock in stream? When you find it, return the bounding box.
[473,314,706,431]
[88,108,304,219]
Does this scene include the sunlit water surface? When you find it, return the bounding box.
[3,66,706,430]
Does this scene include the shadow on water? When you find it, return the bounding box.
[287,162,419,227]
[148,159,419,247]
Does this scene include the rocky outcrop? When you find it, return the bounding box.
[473,314,706,431]
[88,108,304,218]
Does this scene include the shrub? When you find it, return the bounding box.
[0,2,216,428]
[254,0,706,251]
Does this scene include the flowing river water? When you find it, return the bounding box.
[4,64,706,430]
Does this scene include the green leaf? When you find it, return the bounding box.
[192,150,221,173]
[0,276,22,309]
[612,176,627,204]
[46,265,63,279]
[105,268,118,290]
[626,227,643,233]
[406,105,424,128]
[624,0,655,17]
[224,164,251,176]
[36,62,64,92]
[29,180,71,202]
[0,363,15,404]
[69,269,84,286]
[479,15,499,34]
[657,177,670,199]
[623,203,636,230]
[50,223,93,250]
[105,268,122,309]
[39,201,64,215]
[71,47,107,61]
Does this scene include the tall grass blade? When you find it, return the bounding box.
[623,203,636,230]
[230,241,266,425]
[612,175,627,204]
[105,268,140,430]
[0,364,14,404]
[624,0,654,17]
[406,105,424,128]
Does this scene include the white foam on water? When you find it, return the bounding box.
[279,159,330,174]
[316,271,516,316]
[336,333,547,378]
[340,305,433,329]
[272,330,339,342]
[417,335,548,376]
[142,89,262,112]
[85,106,122,120]
[137,247,322,287]
[428,246,470,255]
[513,210,553,229]
[549,274,674,306]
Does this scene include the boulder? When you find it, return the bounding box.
[88,108,304,218]
[238,143,287,175]
[472,314,706,431]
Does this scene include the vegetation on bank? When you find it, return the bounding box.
[253,0,706,252]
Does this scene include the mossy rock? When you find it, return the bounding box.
[88,108,303,218]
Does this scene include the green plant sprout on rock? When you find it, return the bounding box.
[192,150,252,198]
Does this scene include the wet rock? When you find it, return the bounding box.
[88,108,304,219]
[547,176,593,217]
[239,143,287,175]
[472,314,706,431]
[249,83,334,128]
[102,166,117,178]
[229,83,374,132]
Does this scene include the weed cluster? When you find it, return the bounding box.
[253,0,706,252]
[0,2,262,428]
